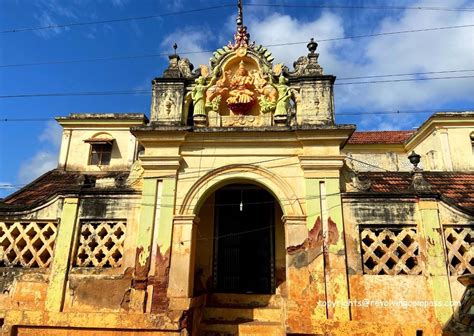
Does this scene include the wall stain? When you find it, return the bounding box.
[148,246,171,313]
[286,216,340,269]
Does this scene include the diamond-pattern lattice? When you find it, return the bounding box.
[0,221,57,268]
[75,220,126,268]
[444,226,473,276]
[360,227,422,275]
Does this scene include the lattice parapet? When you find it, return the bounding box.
[444,226,473,276]
[75,220,126,268]
[360,227,422,275]
[0,221,57,268]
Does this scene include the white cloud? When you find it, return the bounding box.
[333,0,474,129]
[160,0,474,129]
[17,121,61,184]
[32,0,77,38]
[241,1,474,129]
[159,0,184,10]
[34,12,69,38]
[0,182,15,190]
[39,120,62,148]
[160,28,214,67]
[248,11,349,70]
[110,0,130,8]
[18,151,57,184]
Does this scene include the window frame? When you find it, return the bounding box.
[88,142,113,166]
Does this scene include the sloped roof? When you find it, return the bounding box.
[357,171,474,213]
[347,131,415,145]
[0,169,131,210]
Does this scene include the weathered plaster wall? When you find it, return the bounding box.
[0,200,62,313]
[342,199,439,323]
[446,127,474,170]
[342,149,414,172]
[411,126,474,171]
[62,195,141,313]
[437,201,474,303]
[60,128,137,172]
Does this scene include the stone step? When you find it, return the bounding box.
[208,293,281,308]
[204,306,281,323]
[199,321,283,336]
[239,321,284,336]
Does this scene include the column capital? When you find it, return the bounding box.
[141,155,182,177]
[282,215,307,225]
[298,155,344,178]
[173,214,200,226]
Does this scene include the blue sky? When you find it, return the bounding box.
[1,0,473,197]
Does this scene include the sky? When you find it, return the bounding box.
[0,0,473,197]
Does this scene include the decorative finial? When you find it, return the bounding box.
[408,151,421,169]
[237,0,243,27]
[408,151,431,192]
[307,38,318,54]
[173,43,178,55]
[228,0,252,50]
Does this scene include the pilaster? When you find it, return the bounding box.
[45,197,79,312]
[167,215,199,301]
[417,197,453,324]
[130,177,159,312]
[438,128,453,171]
[299,155,350,323]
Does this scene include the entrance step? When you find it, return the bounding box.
[200,321,283,336]
[199,294,284,335]
[208,293,281,308]
[204,306,281,323]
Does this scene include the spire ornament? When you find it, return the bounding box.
[228,0,253,50]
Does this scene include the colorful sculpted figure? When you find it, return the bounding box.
[192,75,216,116]
[254,71,278,113]
[226,61,256,112]
[274,75,292,117]
[206,70,231,112]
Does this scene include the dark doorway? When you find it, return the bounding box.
[213,184,275,294]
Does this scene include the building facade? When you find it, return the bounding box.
[0,4,473,336]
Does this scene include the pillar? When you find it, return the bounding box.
[45,197,79,312]
[130,177,159,311]
[167,215,199,299]
[130,154,181,312]
[283,214,318,334]
[299,156,351,324]
[417,197,453,324]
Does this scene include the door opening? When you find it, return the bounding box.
[213,184,275,294]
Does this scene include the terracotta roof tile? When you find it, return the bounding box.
[348,131,415,145]
[0,169,130,209]
[357,171,474,213]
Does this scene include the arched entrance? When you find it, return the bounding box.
[193,182,286,296]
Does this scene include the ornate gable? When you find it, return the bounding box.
[150,1,335,128]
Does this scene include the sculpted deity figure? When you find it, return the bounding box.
[192,75,216,116]
[274,75,292,118]
[254,71,278,113]
[206,70,231,111]
[162,91,175,115]
[227,61,256,106]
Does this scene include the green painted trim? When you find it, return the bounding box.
[136,178,159,267]
[45,198,79,312]
[305,179,321,230]
[157,179,176,251]
[419,203,453,323]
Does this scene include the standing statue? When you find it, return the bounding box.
[192,75,216,116]
[274,75,292,118]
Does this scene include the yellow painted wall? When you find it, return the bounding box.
[59,128,137,172]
